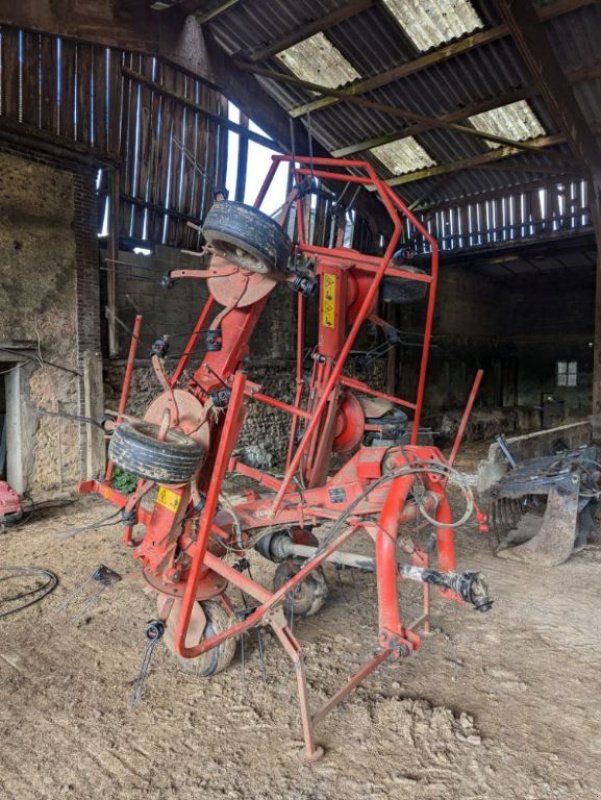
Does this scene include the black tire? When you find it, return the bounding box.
[108,421,205,484]
[273,559,328,620]
[203,201,291,274]
[175,600,237,677]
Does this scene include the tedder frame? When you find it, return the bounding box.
[80,155,491,760]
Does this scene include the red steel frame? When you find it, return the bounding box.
[81,156,486,761]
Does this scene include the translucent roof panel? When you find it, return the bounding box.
[382,0,483,52]
[276,32,361,89]
[370,137,437,175]
[468,100,546,149]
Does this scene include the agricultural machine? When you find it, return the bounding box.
[80,156,491,760]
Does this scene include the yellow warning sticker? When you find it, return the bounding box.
[156,486,182,514]
[322,273,337,329]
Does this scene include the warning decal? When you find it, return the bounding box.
[156,486,182,513]
[322,273,337,329]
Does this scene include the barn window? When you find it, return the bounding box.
[556,360,577,387]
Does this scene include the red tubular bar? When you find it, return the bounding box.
[176,524,362,659]
[449,369,484,467]
[382,186,439,444]
[169,295,216,388]
[286,292,306,469]
[106,313,142,482]
[245,387,312,419]
[174,371,247,659]
[339,376,417,411]
[431,487,456,573]
[375,474,415,645]
[269,168,403,515]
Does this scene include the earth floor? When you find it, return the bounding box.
[1,480,600,800]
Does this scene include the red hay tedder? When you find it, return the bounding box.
[80,156,491,760]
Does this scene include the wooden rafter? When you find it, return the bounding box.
[248,0,376,63]
[285,0,597,118]
[332,62,601,159]
[236,61,568,157]
[496,0,601,174]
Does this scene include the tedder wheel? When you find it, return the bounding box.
[108,420,205,484]
[172,600,237,678]
[203,200,291,274]
[273,558,329,621]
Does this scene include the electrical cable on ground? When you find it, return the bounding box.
[0,566,58,618]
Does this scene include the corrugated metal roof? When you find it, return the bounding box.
[276,32,361,88]
[206,0,601,208]
[468,100,546,150]
[381,0,483,52]
[370,136,437,174]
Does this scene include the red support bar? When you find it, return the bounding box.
[269,182,403,514]
[106,314,142,482]
[245,387,312,419]
[170,295,216,388]
[339,376,417,411]
[448,369,484,467]
[375,474,415,646]
[174,371,247,659]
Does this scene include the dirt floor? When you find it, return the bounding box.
[2,477,601,800]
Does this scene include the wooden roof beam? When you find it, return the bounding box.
[332,62,601,159]
[248,0,377,63]
[496,0,601,175]
[287,0,597,118]
[236,61,570,157]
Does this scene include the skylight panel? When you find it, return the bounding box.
[383,0,483,52]
[469,100,546,149]
[276,32,361,89]
[370,137,437,175]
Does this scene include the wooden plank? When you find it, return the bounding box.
[121,66,281,151]
[76,41,92,146]
[60,37,75,141]
[0,27,20,121]
[40,33,56,136]
[107,48,122,157]
[21,30,39,127]
[92,44,107,152]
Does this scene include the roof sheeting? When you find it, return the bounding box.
[382,0,483,52]
[276,31,361,88]
[370,137,437,174]
[207,0,601,208]
[468,100,546,150]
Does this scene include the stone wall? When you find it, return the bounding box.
[0,146,100,498]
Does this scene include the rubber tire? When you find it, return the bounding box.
[273,559,328,620]
[108,421,205,484]
[203,201,291,274]
[175,600,237,677]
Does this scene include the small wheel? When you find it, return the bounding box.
[173,600,237,677]
[273,559,328,620]
[108,420,205,484]
[203,201,291,274]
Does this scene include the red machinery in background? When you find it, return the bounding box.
[80,156,491,760]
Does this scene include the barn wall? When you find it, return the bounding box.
[0,146,100,497]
